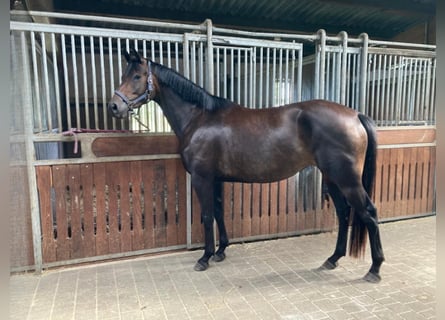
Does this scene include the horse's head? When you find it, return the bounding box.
[108,48,155,118]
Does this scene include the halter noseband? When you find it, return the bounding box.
[114,60,154,112]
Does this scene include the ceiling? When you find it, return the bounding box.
[18,0,435,40]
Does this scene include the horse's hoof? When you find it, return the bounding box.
[213,252,226,262]
[319,259,338,270]
[363,272,381,283]
[194,261,209,272]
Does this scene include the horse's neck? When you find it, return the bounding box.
[155,86,201,138]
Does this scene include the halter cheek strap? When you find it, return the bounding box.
[114,60,154,111]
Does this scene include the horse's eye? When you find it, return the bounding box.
[133,75,141,81]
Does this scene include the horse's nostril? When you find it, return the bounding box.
[108,103,118,112]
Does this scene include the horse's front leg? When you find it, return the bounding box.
[213,181,228,262]
[192,174,216,271]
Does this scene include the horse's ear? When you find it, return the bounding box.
[129,47,142,63]
[123,50,131,62]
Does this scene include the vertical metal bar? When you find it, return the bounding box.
[244,48,248,106]
[272,47,276,105]
[359,33,369,114]
[216,47,220,96]
[230,48,234,101]
[265,47,270,106]
[278,48,282,105]
[351,53,357,109]
[415,59,422,121]
[429,58,436,123]
[99,36,107,129]
[325,51,330,101]
[340,31,348,105]
[21,31,43,273]
[390,55,397,125]
[80,35,90,129]
[183,35,192,249]
[237,48,241,104]
[318,29,326,100]
[396,56,404,125]
[40,32,52,131]
[384,55,392,125]
[107,37,116,129]
[424,59,432,123]
[381,54,387,125]
[51,33,62,131]
[71,34,81,129]
[30,32,42,132]
[406,58,414,121]
[61,34,72,129]
[89,36,98,129]
[259,47,263,108]
[199,41,204,87]
[175,42,179,71]
[167,41,172,68]
[297,47,302,102]
[419,59,427,121]
[334,49,341,103]
[285,49,289,104]
[251,47,256,108]
[223,48,227,98]
[206,19,214,95]
[370,54,376,120]
[376,54,382,124]
[191,41,196,82]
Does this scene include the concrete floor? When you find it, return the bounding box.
[10,216,436,320]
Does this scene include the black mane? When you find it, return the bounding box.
[150,61,230,112]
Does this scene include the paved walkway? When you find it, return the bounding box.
[10,216,436,320]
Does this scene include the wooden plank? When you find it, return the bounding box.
[232,183,242,239]
[130,161,145,251]
[426,148,436,213]
[296,173,305,232]
[165,160,178,246]
[80,164,96,257]
[241,183,252,238]
[377,127,435,145]
[251,183,261,236]
[399,148,411,216]
[380,149,392,219]
[223,183,234,239]
[92,135,179,157]
[105,162,121,254]
[414,148,425,214]
[67,164,83,259]
[36,166,56,263]
[176,160,187,245]
[142,162,155,248]
[277,180,288,234]
[374,150,383,213]
[93,163,109,255]
[392,149,405,217]
[260,183,270,235]
[52,165,71,261]
[286,176,296,233]
[153,161,167,248]
[118,161,132,252]
[269,182,279,235]
[407,148,418,216]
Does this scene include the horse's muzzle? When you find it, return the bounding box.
[107,101,127,119]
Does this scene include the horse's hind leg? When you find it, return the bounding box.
[191,174,216,271]
[213,181,229,262]
[342,186,385,282]
[320,182,351,270]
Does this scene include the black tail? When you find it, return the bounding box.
[349,113,378,258]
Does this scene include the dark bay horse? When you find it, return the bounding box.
[108,49,384,282]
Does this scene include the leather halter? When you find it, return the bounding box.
[114,60,154,112]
